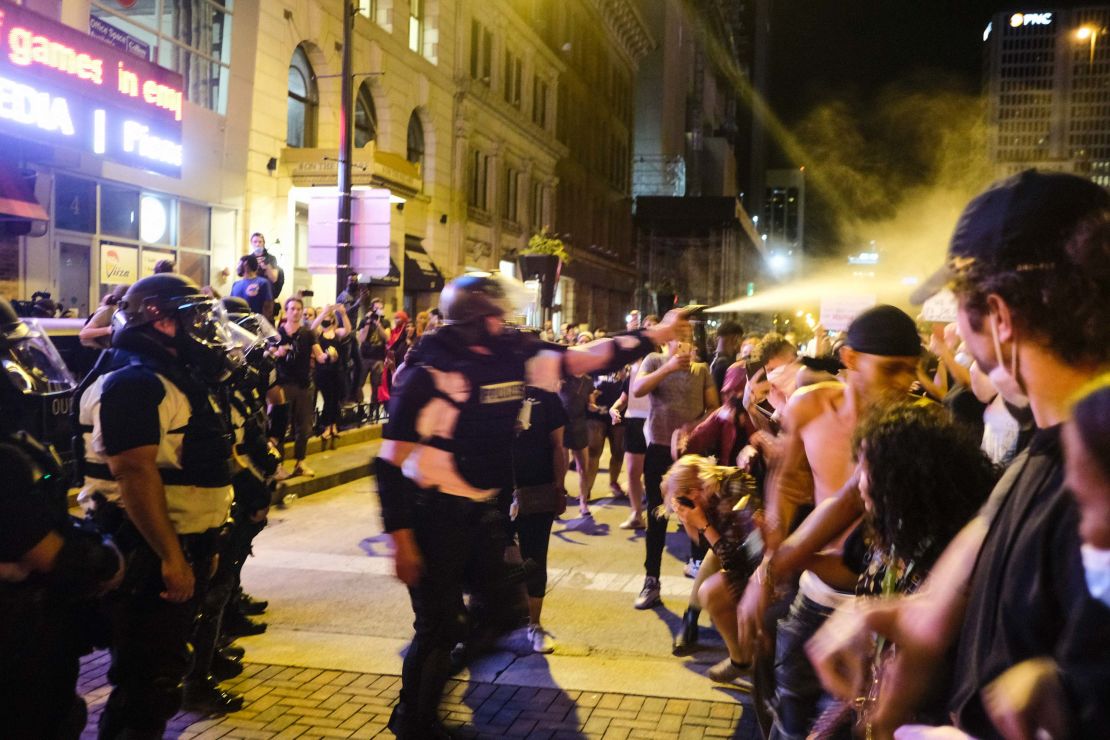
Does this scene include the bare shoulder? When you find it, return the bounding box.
[784,381,845,428]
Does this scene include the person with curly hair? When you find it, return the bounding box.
[806,401,995,736]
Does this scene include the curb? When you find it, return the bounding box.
[69,422,384,509]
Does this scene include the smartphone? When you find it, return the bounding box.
[675,495,695,508]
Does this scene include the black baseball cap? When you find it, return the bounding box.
[845,305,921,357]
[911,169,1110,304]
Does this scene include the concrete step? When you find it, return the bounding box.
[68,421,384,509]
[273,424,383,504]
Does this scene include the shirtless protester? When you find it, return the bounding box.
[805,170,1110,740]
[738,304,922,740]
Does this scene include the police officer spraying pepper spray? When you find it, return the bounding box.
[375,272,691,738]
[75,274,242,739]
[0,296,124,739]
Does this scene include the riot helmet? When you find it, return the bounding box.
[439,272,532,344]
[0,296,76,399]
[113,274,239,383]
[221,296,252,317]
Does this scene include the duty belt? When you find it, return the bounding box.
[83,461,215,487]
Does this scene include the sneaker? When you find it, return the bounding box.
[684,558,702,579]
[528,624,555,654]
[634,576,662,609]
[292,462,315,478]
[619,512,646,530]
[707,657,753,688]
[182,678,245,714]
[610,483,626,498]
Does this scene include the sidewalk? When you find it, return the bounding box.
[78,650,754,739]
[270,423,382,503]
[68,421,383,509]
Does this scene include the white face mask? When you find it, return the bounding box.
[987,314,1029,408]
[954,351,973,369]
[1081,544,1110,607]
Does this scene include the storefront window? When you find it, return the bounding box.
[179,201,211,249]
[90,0,234,115]
[140,194,176,245]
[54,175,96,234]
[177,250,209,287]
[100,185,140,240]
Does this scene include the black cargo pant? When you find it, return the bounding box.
[394,490,513,737]
[97,522,218,740]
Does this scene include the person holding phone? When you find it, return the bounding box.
[631,327,719,609]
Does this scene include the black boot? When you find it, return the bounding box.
[672,606,701,656]
[388,702,455,739]
[237,591,269,616]
[182,678,245,714]
[222,611,267,638]
[211,652,244,681]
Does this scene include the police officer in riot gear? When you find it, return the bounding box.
[0,296,124,739]
[76,274,241,738]
[375,272,690,738]
[179,299,280,703]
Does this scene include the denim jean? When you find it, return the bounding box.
[769,593,836,740]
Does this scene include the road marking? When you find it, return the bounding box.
[255,548,695,596]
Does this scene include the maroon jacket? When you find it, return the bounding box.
[683,403,755,466]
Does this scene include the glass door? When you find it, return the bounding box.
[57,239,91,317]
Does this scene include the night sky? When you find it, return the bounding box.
[767,1,1003,125]
[760,1,1092,254]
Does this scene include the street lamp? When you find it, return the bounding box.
[1076,24,1101,71]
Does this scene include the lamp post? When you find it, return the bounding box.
[336,0,354,297]
[1076,24,1101,72]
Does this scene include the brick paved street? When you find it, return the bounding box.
[78,651,754,739]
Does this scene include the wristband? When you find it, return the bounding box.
[605,329,657,370]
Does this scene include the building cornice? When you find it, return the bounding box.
[590,0,655,67]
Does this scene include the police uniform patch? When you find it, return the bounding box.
[479,381,525,404]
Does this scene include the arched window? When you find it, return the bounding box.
[287,46,318,147]
[406,111,424,167]
[354,81,377,148]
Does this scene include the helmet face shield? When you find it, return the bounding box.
[177,298,234,352]
[174,298,241,382]
[0,319,76,395]
[234,314,280,347]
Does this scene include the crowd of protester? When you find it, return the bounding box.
[4,168,1110,739]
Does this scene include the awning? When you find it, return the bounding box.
[0,166,46,221]
[404,236,444,292]
[367,258,401,286]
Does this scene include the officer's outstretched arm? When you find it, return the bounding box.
[563,309,688,377]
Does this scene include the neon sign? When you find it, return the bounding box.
[0,1,183,177]
[1010,12,1053,27]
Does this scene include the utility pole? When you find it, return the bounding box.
[336,0,354,297]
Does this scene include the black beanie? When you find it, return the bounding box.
[846,305,921,357]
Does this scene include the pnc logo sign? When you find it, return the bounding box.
[1010,12,1054,27]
